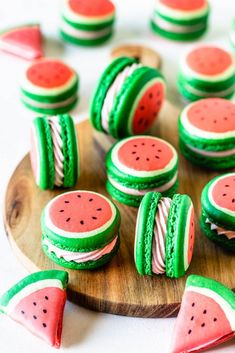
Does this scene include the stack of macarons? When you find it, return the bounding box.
[151,0,209,41]
[201,173,235,251]
[60,0,115,46]
[106,135,178,207]
[179,98,235,169]
[178,46,235,101]
[135,191,195,278]
[41,190,120,269]
[90,57,166,139]
[30,114,79,189]
[21,58,79,114]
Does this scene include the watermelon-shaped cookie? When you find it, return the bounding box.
[201,173,235,251]
[179,98,235,169]
[0,270,68,348]
[41,190,121,270]
[21,58,79,114]
[106,135,178,207]
[171,275,235,352]
[60,0,115,46]
[178,46,235,101]
[0,24,43,60]
[90,57,166,139]
[151,0,209,41]
[30,115,79,190]
[134,191,195,278]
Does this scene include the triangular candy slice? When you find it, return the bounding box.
[0,24,43,60]
[0,270,68,348]
[171,275,235,353]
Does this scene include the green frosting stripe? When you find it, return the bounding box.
[22,96,78,115]
[153,9,209,26]
[60,29,113,46]
[62,15,115,31]
[0,270,68,312]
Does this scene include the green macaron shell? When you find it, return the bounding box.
[90,57,137,132]
[153,9,209,26]
[42,234,120,270]
[41,201,121,251]
[200,211,235,251]
[33,117,55,189]
[179,139,235,170]
[0,270,68,313]
[165,194,192,278]
[59,114,79,187]
[150,20,207,41]
[134,192,162,275]
[62,15,115,31]
[178,72,235,92]
[60,29,113,46]
[108,67,165,138]
[201,175,235,229]
[22,96,78,115]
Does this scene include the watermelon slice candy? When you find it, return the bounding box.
[171,275,235,353]
[0,24,43,60]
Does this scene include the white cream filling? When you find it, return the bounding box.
[181,81,235,98]
[48,117,64,186]
[22,93,77,109]
[153,14,206,33]
[61,20,112,39]
[186,144,235,157]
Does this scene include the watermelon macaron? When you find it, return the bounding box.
[171,275,235,353]
[0,270,68,348]
[151,0,209,41]
[201,173,235,251]
[30,114,79,190]
[60,0,115,46]
[179,98,235,170]
[134,192,195,278]
[21,58,79,114]
[178,45,235,101]
[106,136,178,207]
[90,57,166,139]
[41,190,121,270]
[0,24,43,60]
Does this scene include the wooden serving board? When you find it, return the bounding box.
[4,101,235,318]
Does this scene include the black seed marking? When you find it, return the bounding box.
[33,315,37,320]
[64,201,69,203]
[66,218,71,222]
[138,118,143,125]
[140,106,145,110]
[136,157,140,160]
[225,185,230,187]
[152,144,155,147]
[149,93,153,99]
[43,309,47,314]
[133,144,137,147]
[158,149,162,152]
[203,310,207,314]
[92,216,97,220]
[188,330,192,334]
[155,156,159,159]
[89,198,93,202]
[192,303,195,307]
[132,151,136,154]
[33,302,37,306]
[232,199,235,203]
[141,143,145,145]
[213,318,217,322]
[223,193,227,196]
[97,208,102,211]
[146,158,150,161]
[59,210,64,212]
[45,296,49,300]
[42,323,47,328]
[21,311,25,314]
[80,220,84,225]
[201,323,205,327]
[191,316,194,321]
[77,195,81,198]
[224,117,228,120]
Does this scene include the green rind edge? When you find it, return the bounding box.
[62,15,115,31]
[21,96,78,115]
[60,30,113,46]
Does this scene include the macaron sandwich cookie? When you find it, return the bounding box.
[30,115,79,190]
[201,173,235,251]
[178,46,235,101]
[90,57,166,139]
[41,190,121,270]
[179,98,235,170]
[151,0,209,41]
[135,192,195,278]
[21,58,79,114]
[0,270,68,348]
[60,0,115,46]
[106,136,178,207]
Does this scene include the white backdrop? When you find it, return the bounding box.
[0,1,234,352]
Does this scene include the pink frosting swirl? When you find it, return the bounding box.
[48,116,64,186]
[152,197,172,274]
[206,218,235,240]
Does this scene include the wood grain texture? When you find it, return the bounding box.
[110,44,161,69]
[4,101,235,318]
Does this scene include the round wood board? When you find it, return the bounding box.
[4,101,235,318]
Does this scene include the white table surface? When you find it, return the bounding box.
[0,0,234,352]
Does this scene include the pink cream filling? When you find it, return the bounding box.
[152,197,172,274]
[43,236,118,263]
[206,218,235,240]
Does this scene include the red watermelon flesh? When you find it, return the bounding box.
[49,191,113,233]
[171,290,234,353]
[0,25,42,60]
[187,207,195,266]
[132,81,164,134]
[69,0,115,17]
[10,287,66,348]
[211,175,235,213]
[117,137,174,172]
[187,98,235,133]
[160,0,206,11]
[186,47,233,76]
[27,59,74,89]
